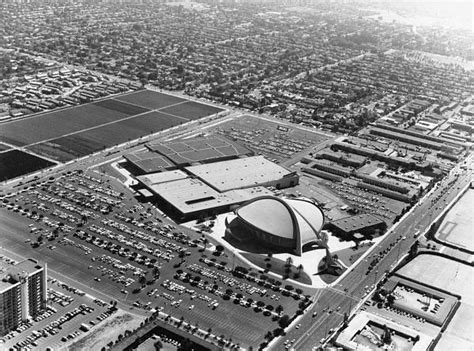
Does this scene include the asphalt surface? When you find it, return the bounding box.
[274,163,472,350]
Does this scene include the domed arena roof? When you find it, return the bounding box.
[235,196,325,255]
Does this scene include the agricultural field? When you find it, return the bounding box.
[161,101,223,120]
[0,90,224,179]
[0,150,56,181]
[115,90,185,110]
[0,103,139,146]
[28,112,190,162]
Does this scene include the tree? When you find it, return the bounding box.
[382,324,392,345]
[178,251,186,264]
[278,314,291,328]
[138,275,146,287]
[154,340,163,351]
[153,266,160,278]
[285,257,293,267]
[275,305,283,315]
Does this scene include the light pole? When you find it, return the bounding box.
[396,237,406,262]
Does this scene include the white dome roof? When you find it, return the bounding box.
[235,196,325,255]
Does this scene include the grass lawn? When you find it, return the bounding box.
[334,241,374,267]
[242,252,312,285]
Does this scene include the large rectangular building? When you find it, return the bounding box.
[185,155,298,192]
[147,135,253,167]
[0,259,47,335]
[138,174,272,221]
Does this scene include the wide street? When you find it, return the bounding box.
[274,164,472,350]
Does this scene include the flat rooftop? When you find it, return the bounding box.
[186,155,293,192]
[147,177,272,215]
[124,151,174,174]
[136,170,189,187]
[386,276,457,327]
[147,135,252,166]
[330,213,385,233]
[336,311,432,351]
[0,259,43,292]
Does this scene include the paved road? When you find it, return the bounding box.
[273,164,472,350]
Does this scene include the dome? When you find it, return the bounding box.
[235,196,325,255]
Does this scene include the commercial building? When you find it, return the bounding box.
[326,213,387,239]
[331,141,433,172]
[124,151,175,175]
[356,182,413,203]
[0,259,47,335]
[227,196,325,256]
[147,135,253,167]
[335,311,432,351]
[185,156,298,192]
[135,154,298,221]
[125,135,254,175]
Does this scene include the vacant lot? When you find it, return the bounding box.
[397,253,472,303]
[435,189,474,252]
[0,150,56,181]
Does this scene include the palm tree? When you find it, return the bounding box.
[297,264,304,273]
[152,266,160,278]
[138,275,146,287]
[178,251,186,264]
[295,264,304,278]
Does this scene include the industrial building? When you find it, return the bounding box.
[0,259,47,336]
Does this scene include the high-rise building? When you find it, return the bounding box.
[0,259,47,336]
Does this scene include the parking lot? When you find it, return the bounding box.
[0,169,310,348]
[211,114,331,163]
[0,276,112,350]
